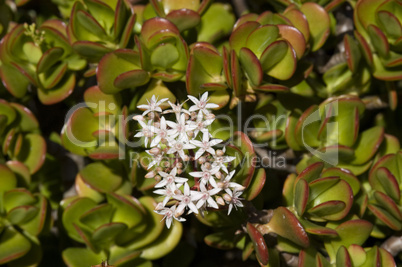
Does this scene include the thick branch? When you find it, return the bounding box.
[380,235,402,257]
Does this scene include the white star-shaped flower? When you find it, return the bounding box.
[150,117,170,147]
[191,132,222,160]
[227,188,244,215]
[192,183,221,210]
[163,101,190,120]
[166,139,196,161]
[134,120,155,147]
[189,163,220,187]
[146,150,164,169]
[188,111,214,138]
[154,183,181,206]
[166,114,196,142]
[174,183,199,214]
[137,95,168,116]
[155,167,188,188]
[217,170,244,195]
[188,92,219,114]
[211,147,236,173]
[155,205,185,229]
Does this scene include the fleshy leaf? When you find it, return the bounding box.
[247,223,269,265]
[300,2,330,51]
[0,227,31,265]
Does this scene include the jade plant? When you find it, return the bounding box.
[0,163,51,266]
[1,0,402,266]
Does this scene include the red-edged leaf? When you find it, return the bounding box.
[247,223,268,265]
[239,47,263,86]
[277,24,306,59]
[296,162,324,183]
[294,178,309,216]
[368,204,401,230]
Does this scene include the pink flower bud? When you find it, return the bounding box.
[223,193,232,202]
[145,171,156,178]
[216,196,225,206]
[133,115,144,121]
[155,202,164,210]
[149,147,161,155]
[174,207,184,218]
[198,156,206,164]
[205,113,215,120]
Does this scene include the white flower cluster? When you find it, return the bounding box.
[134,93,245,228]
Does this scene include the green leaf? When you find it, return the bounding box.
[283,8,310,42]
[10,102,39,132]
[6,161,31,187]
[294,178,309,216]
[308,201,346,218]
[3,188,36,211]
[62,247,106,267]
[0,63,30,98]
[72,41,112,61]
[309,179,353,221]
[347,245,366,266]
[141,17,180,49]
[350,126,384,165]
[197,3,235,43]
[14,133,46,174]
[239,47,263,86]
[151,43,180,69]
[296,162,324,183]
[229,21,260,54]
[7,205,38,225]
[22,42,42,64]
[20,194,49,236]
[373,167,400,202]
[80,162,123,193]
[321,168,360,196]
[97,49,141,94]
[368,204,401,230]
[264,207,309,248]
[377,10,402,40]
[107,193,145,228]
[300,2,330,51]
[260,40,288,72]
[92,222,127,248]
[84,0,115,31]
[166,9,200,31]
[243,168,266,201]
[0,164,17,192]
[62,197,98,242]
[140,220,183,260]
[37,47,64,74]
[119,196,165,249]
[37,72,76,105]
[80,204,115,230]
[299,218,338,237]
[204,229,237,250]
[344,34,361,73]
[367,24,389,58]
[0,227,31,265]
[76,9,107,37]
[186,45,223,95]
[246,25,279,58]
[373,191,402,221]
[247,223,269,265]
[336,246,352,267]
[38,62,68,89]
[278,24,306,59]
[324,220,373,261]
